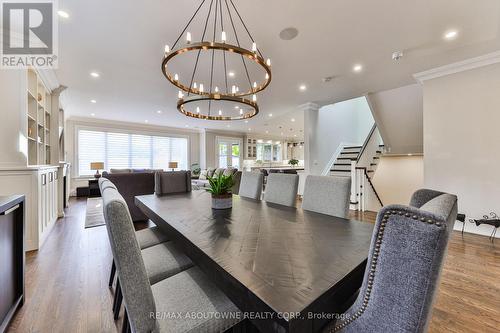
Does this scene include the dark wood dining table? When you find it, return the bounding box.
[135,191,374,333]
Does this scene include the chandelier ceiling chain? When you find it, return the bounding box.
[161,0,272,121]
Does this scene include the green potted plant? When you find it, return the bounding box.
[288,158,299,168]
[206,173,235,209]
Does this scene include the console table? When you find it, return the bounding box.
[0,195,25,333]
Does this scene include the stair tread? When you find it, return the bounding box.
[337,157,357,160]
[330,169,351,172]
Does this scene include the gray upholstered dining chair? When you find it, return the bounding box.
[99,179,192,320]
[238,171,264,200]
[102,187,242,333]
[264,173,299,207]
[302,175,351,218]
[323,189,458,333]
[154,171,192,195]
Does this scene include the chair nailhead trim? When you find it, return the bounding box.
[330,208,445,332]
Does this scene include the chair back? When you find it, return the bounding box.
[154,171,192,195]
[101,183,157,333]
[333,189,458,333]
[301,175,351,218]
[238,171,263,200]
[264,173,299,207]
[98,177,117,192]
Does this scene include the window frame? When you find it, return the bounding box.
[74,124,191,178]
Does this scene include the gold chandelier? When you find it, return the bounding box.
[162,0,272,121]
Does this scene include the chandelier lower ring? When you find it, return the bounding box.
[162,41,271,97]
[177,94,259,121]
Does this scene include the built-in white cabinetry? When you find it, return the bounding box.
[0,167,58,250]
[0,67,66,251]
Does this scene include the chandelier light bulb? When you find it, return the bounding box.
[215,86,219,93]
[253,82,257,89]
[265,73,269,80]
[174,73,179,81]
[252,42,257,52]
[196,107,200,113]
[193,82,197,89]
[266,58,271,66]
[199,83,204,93]
[186,32,192,43]
[221,31,227,43]
[178,91,183,99]
[218,110,222,116]
[252,94,257,102]
[240,108,243,115]
[232,85,236,94]
[164,45,170,54]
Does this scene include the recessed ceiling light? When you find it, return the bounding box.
[299,85,306,91]
[444,30,458,40]
[407,153,413,156]
[226,124,230,128]
[156,110,162,114]
[353,64,363,73]
[268,113,273,117]
[244,120,248,123]
[234,105,239,109]
[90,113,95,117]
[265,130,269,134]
[90,99,97,103]
[90,72,100,78]
[185,124,189,127]
[280,132,284,136]
[291,118,295,122]
[294,134,297,137]
[57,10,69,18]
[228,71,235,77]
[144,120,149,123]
[248,128,252,131]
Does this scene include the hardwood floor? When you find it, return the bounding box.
[6,198,500,333]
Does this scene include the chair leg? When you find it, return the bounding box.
[109,260,116,288]
[113,278,123,320]
[122,309,130,333]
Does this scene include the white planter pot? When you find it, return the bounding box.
[212,194,233,209]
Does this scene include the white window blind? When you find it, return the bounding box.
[77,129,188,176]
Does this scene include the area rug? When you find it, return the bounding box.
[85,197,105,228]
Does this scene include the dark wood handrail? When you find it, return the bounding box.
[355,167,383,206]
[356,123,377,163]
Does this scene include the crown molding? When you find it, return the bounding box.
[298,102,320,112]
[413,51,500,83]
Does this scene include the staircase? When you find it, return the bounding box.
[327,125,385,211]
[330,145,384,177]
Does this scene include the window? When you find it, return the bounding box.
[216,137,241,169]
[256,142,282,162]
[77,129,188,176]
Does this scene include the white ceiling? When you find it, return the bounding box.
[57,0,500,139]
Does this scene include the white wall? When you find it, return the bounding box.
[66,117,200,195]
[422,61,500,238]
[367,84,423,155]
[372,155,424,206]
[307,97,374,174]
[0,70,29,167]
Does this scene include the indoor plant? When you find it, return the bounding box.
[288,158,299,167]
[206,173,235,209]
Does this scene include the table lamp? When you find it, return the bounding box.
[90,162,105,179]
[168,161,178,171]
